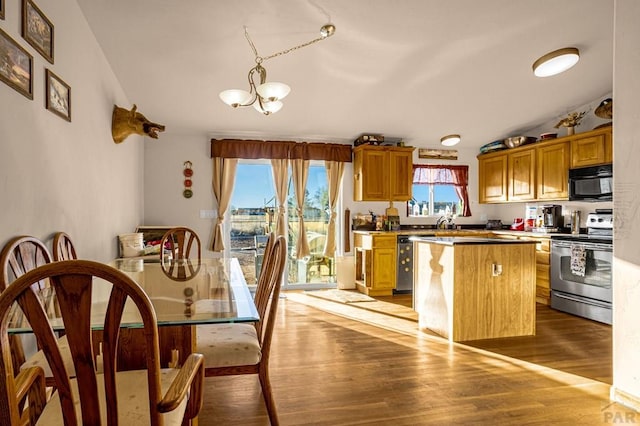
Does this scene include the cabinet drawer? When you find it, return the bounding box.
[538,239,550,252]
[536,264,550,288]
[359,235,373,250]
[535,252,550,265]
[373,235,396,248]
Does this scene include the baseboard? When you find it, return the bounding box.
[611,386,640,412]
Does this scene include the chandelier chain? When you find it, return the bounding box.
[244,26,326,63]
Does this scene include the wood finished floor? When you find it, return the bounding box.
[378,293,613,384]
[198,293,627,425]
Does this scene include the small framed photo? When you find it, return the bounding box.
[0,27,33,99]
[22,0,53,64]
[45,69,71,121]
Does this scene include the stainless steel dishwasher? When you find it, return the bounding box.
[395,235,413,293]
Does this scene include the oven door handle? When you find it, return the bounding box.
[552,241,612,251]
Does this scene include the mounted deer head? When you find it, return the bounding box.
[111,104,165,143]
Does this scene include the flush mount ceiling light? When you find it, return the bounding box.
[219,24,336,115]
[532,47,580,77]
[440,134,461,146]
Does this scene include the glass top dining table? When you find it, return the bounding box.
[8,257,259,334]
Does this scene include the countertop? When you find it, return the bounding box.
[410,236,538,246]
[352,228,573,238]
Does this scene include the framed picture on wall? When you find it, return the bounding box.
[22,0,53,63]
[45,69,71,121]
[0,27,33,99]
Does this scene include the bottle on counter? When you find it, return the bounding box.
[412,202,420,216]
[421,202,428,216]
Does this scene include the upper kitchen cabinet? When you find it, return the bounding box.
[570,127,613,168]
[478,128,613,204]
[478,154,508,203]
[508,148,536,201]
[353,145,414,201]
[478,147,535,203]
[536,141,570,200]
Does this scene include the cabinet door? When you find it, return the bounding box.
[372,247,396,290]
[354,148,389,200]
[478,154,508,203]
[389,150,413,201]
[508,149,536,201]
[537,141,570,200]
[571,130,612,168]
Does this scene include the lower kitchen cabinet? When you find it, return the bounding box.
[354,232,397,296]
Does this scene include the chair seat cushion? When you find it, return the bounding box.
[196,323,261,368]
[21,335,77,377]
[37,369,186,425]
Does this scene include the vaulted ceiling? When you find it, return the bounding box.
[77,0,613,149]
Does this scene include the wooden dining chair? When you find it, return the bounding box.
[256,232,275,288]
[0,236,74,384]
[160,227,202,281]
[196,235,287,425]
[0,260,205,425]
[52,232,77,261]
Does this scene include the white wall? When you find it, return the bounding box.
[0,0,142,261]
[612,0,640,410]
[142,132,216,253]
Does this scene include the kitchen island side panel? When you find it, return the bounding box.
[414,242,455,340]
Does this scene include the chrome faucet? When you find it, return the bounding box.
[436,216,448,229]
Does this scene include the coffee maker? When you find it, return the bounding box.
[541,204,563,230]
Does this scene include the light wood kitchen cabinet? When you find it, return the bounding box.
[478,127,613,204]
[571,127,613,168]
[536,141,570,200]
[478,154,508,203]
[508,148,536,201]
[354,232,397,296]
[353,145,414,201]
[478,148,535,203]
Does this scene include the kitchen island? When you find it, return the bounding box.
[413,236,537,342]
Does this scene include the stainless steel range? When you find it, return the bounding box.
[550,209,613,324]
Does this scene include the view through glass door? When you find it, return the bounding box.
[229,161,337,289]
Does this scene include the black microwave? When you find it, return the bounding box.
[568,164,613,201]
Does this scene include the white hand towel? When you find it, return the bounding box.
[570,244,586,277]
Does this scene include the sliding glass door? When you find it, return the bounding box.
[229,160,338,289]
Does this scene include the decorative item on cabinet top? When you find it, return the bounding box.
[354,134,407,147]
[354,133,384,146]
[554,111,587,136]
[479,140,507,154]
[594,97,612,129]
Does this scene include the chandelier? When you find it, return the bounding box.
[219,24,336,115]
